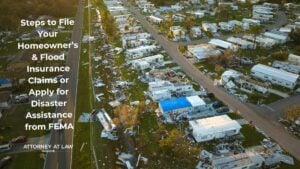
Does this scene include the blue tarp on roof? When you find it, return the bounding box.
[159,97,192,113]
[0,79,10,85]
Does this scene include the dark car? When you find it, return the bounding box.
[11,136,27,144]
[0,156,12,169]
[216,107,230,114]
[212,101,223,108]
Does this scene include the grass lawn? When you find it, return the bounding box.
[0,104,50,143]
[0,152,44,169]
[72,1,93,168]
[227,112,243,120]
[247,92,283,105]
[163,62,178,68]
[71,42,93,169]
[137,113,199,169]
[240,124,265,148]
[194,60,215,73]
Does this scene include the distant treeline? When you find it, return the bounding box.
[148,0,300,7]
[148,0,180,6]
[0,0,78,30]
[263,0,300,4]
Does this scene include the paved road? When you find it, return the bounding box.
[122,0,300,160]
[265,10,288,31]
[262,94,300,121]
[43,1,85,169]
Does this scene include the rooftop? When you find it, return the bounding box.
[251,64,299,83]
[189,115,241,135]
[0,79,11,85]
[159,96,205,112]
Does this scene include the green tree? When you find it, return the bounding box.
[162,20,173,34]
[182,15,196,33]
[247,25,263,47]
[159,129,199,159]
[289,28,300,45]
[218,5,231,21]
[178,45,187,53]
[233,25,243,35]
[285,105,300,122]
[271,51,288,61]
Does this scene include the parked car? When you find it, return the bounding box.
[216,107,230,114]
[0,156,12,169]
[11,136,27,144]
[212,101,223,108]
[15,94,29,103]
[0,144,11,153]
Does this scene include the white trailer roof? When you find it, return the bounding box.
[97,110,116,131]
[186,95,206,107]
[251,64,299,83]
[209,39,238,51]
[227,37,255,46]
[264,32,288,41]
[149,15,163,21]
[189,115,241,136]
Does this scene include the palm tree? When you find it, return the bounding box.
[183,15,196,34]
[178,30,184,40]
[247,25,262,47]
[233,25,243,35]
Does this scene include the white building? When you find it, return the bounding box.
[202,22,218,33]
[242,18,261,25]
[103,0,121,6]
[206,0,215,5]
[191,26,202,38]
[253,5,274,17]
[279,27,293,33]
[263,32,288,44]
[114,14,130,25]
[125,45,159,60]
[288,54,300,65]
[187,10,205,18]
[189,115,241,142]
[148,15,163,24]
[187,44,221,60]
[251,64,299,89]
[172,14,186,22]
[130,54,164,70]
[123,38,151,49]
[272,61,300,74]
[148,80,196,101]
[227,37,256,49]
[171,4,184,11]
[219,22,234,31]
[209,39,239,51]
[119,25,142,34]
[159,95,209,121]
[220,69,242,85]
[122,33,151,41]
[107,6,128,16]
[169,26,185,41]
[243,35,277,48]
